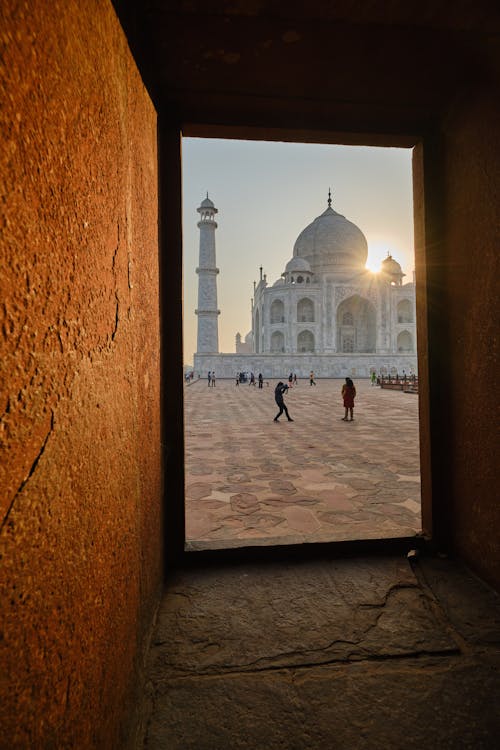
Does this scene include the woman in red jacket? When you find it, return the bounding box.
[341,377,356,421]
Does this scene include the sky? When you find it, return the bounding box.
[182,137,415,367]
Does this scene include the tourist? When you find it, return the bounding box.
[258,373,263,389]
[341,377,356,421]
[250,372,255,386]
[293,373,297,385]
[288,372,293,387]
[309,370,316,386]
[371,371,377,386]
[235,373,239,386]
[273,382,293,423]
[207,370,211,386]
[210,371,216,387]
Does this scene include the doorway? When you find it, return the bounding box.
[180,132,426,551]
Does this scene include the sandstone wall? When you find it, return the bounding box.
[0,1,161,746]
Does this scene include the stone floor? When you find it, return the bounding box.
[141,554,500,749]
[184,378,421,549]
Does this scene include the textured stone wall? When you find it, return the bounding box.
[441,89,500,589]
[0,1,161,747]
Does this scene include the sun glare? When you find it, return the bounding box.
[365,259,381,274]
[366,241,402,275]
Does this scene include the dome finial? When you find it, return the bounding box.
[327,187,332,208]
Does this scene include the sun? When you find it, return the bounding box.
[365,258,381,274]
[365,240,396,274]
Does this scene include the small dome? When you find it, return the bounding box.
[381,255,403,275]
[273,278,285,287]
[285,256,311,274]
[200,196,215,208]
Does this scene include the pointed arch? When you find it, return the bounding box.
[397,299,413,324]
[336,295,376,353]
[271,298,285,324]
[397,330,413,352]
[297,329,315,352]
[297,297,314,322]
[271,330,285,352]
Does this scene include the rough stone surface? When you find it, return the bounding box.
[142,557,500,749]
[0,1,161,747]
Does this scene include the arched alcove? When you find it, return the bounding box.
[297,329,315,352]
[271,330,285,352]
[270,298,285,324]
[397,330,413,352]
[297,297,314,322]
[336,295,376,352]
[397,299,413,324]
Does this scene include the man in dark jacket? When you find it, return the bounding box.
[274,382,294,422]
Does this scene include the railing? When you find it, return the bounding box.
[378,374,418,393]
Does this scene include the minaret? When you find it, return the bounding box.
[195,194,220,353]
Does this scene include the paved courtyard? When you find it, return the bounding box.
[184,378,422,549]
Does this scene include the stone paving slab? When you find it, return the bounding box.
[145,659,500,750]
[149,558,456,681]
[142,557,500,750]
[184,379,422,549]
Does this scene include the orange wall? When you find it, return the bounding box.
[0,1,161,746]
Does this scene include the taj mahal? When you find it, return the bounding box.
[193,191,417,379]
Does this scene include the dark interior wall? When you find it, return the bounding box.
[440,87,500,588]
[0,1,161,747]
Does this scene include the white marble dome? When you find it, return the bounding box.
[284,256,312,274]
[381,254,403,275]
[293,206,368,278]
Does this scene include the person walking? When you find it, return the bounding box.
[258,373,263,389]
[288,372,293,388]
[293,373,297,385]
[341,377,356,421]
[207,371,211,386]
[210,371,216,387]
[273,382,293,422]
[371,370,376,386]
[309,370,316,386]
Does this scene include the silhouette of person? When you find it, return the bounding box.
[273,382,293,422]
[309,370,316,386]
[258,373,263,389]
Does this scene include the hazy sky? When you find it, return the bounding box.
[182,137,414,366]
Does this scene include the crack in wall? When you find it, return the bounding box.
[151,647,463,683]
[111,292,120,342]
[1,410,55,531]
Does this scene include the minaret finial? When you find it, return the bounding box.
[206,191,209,199]
[327,188,332,208]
